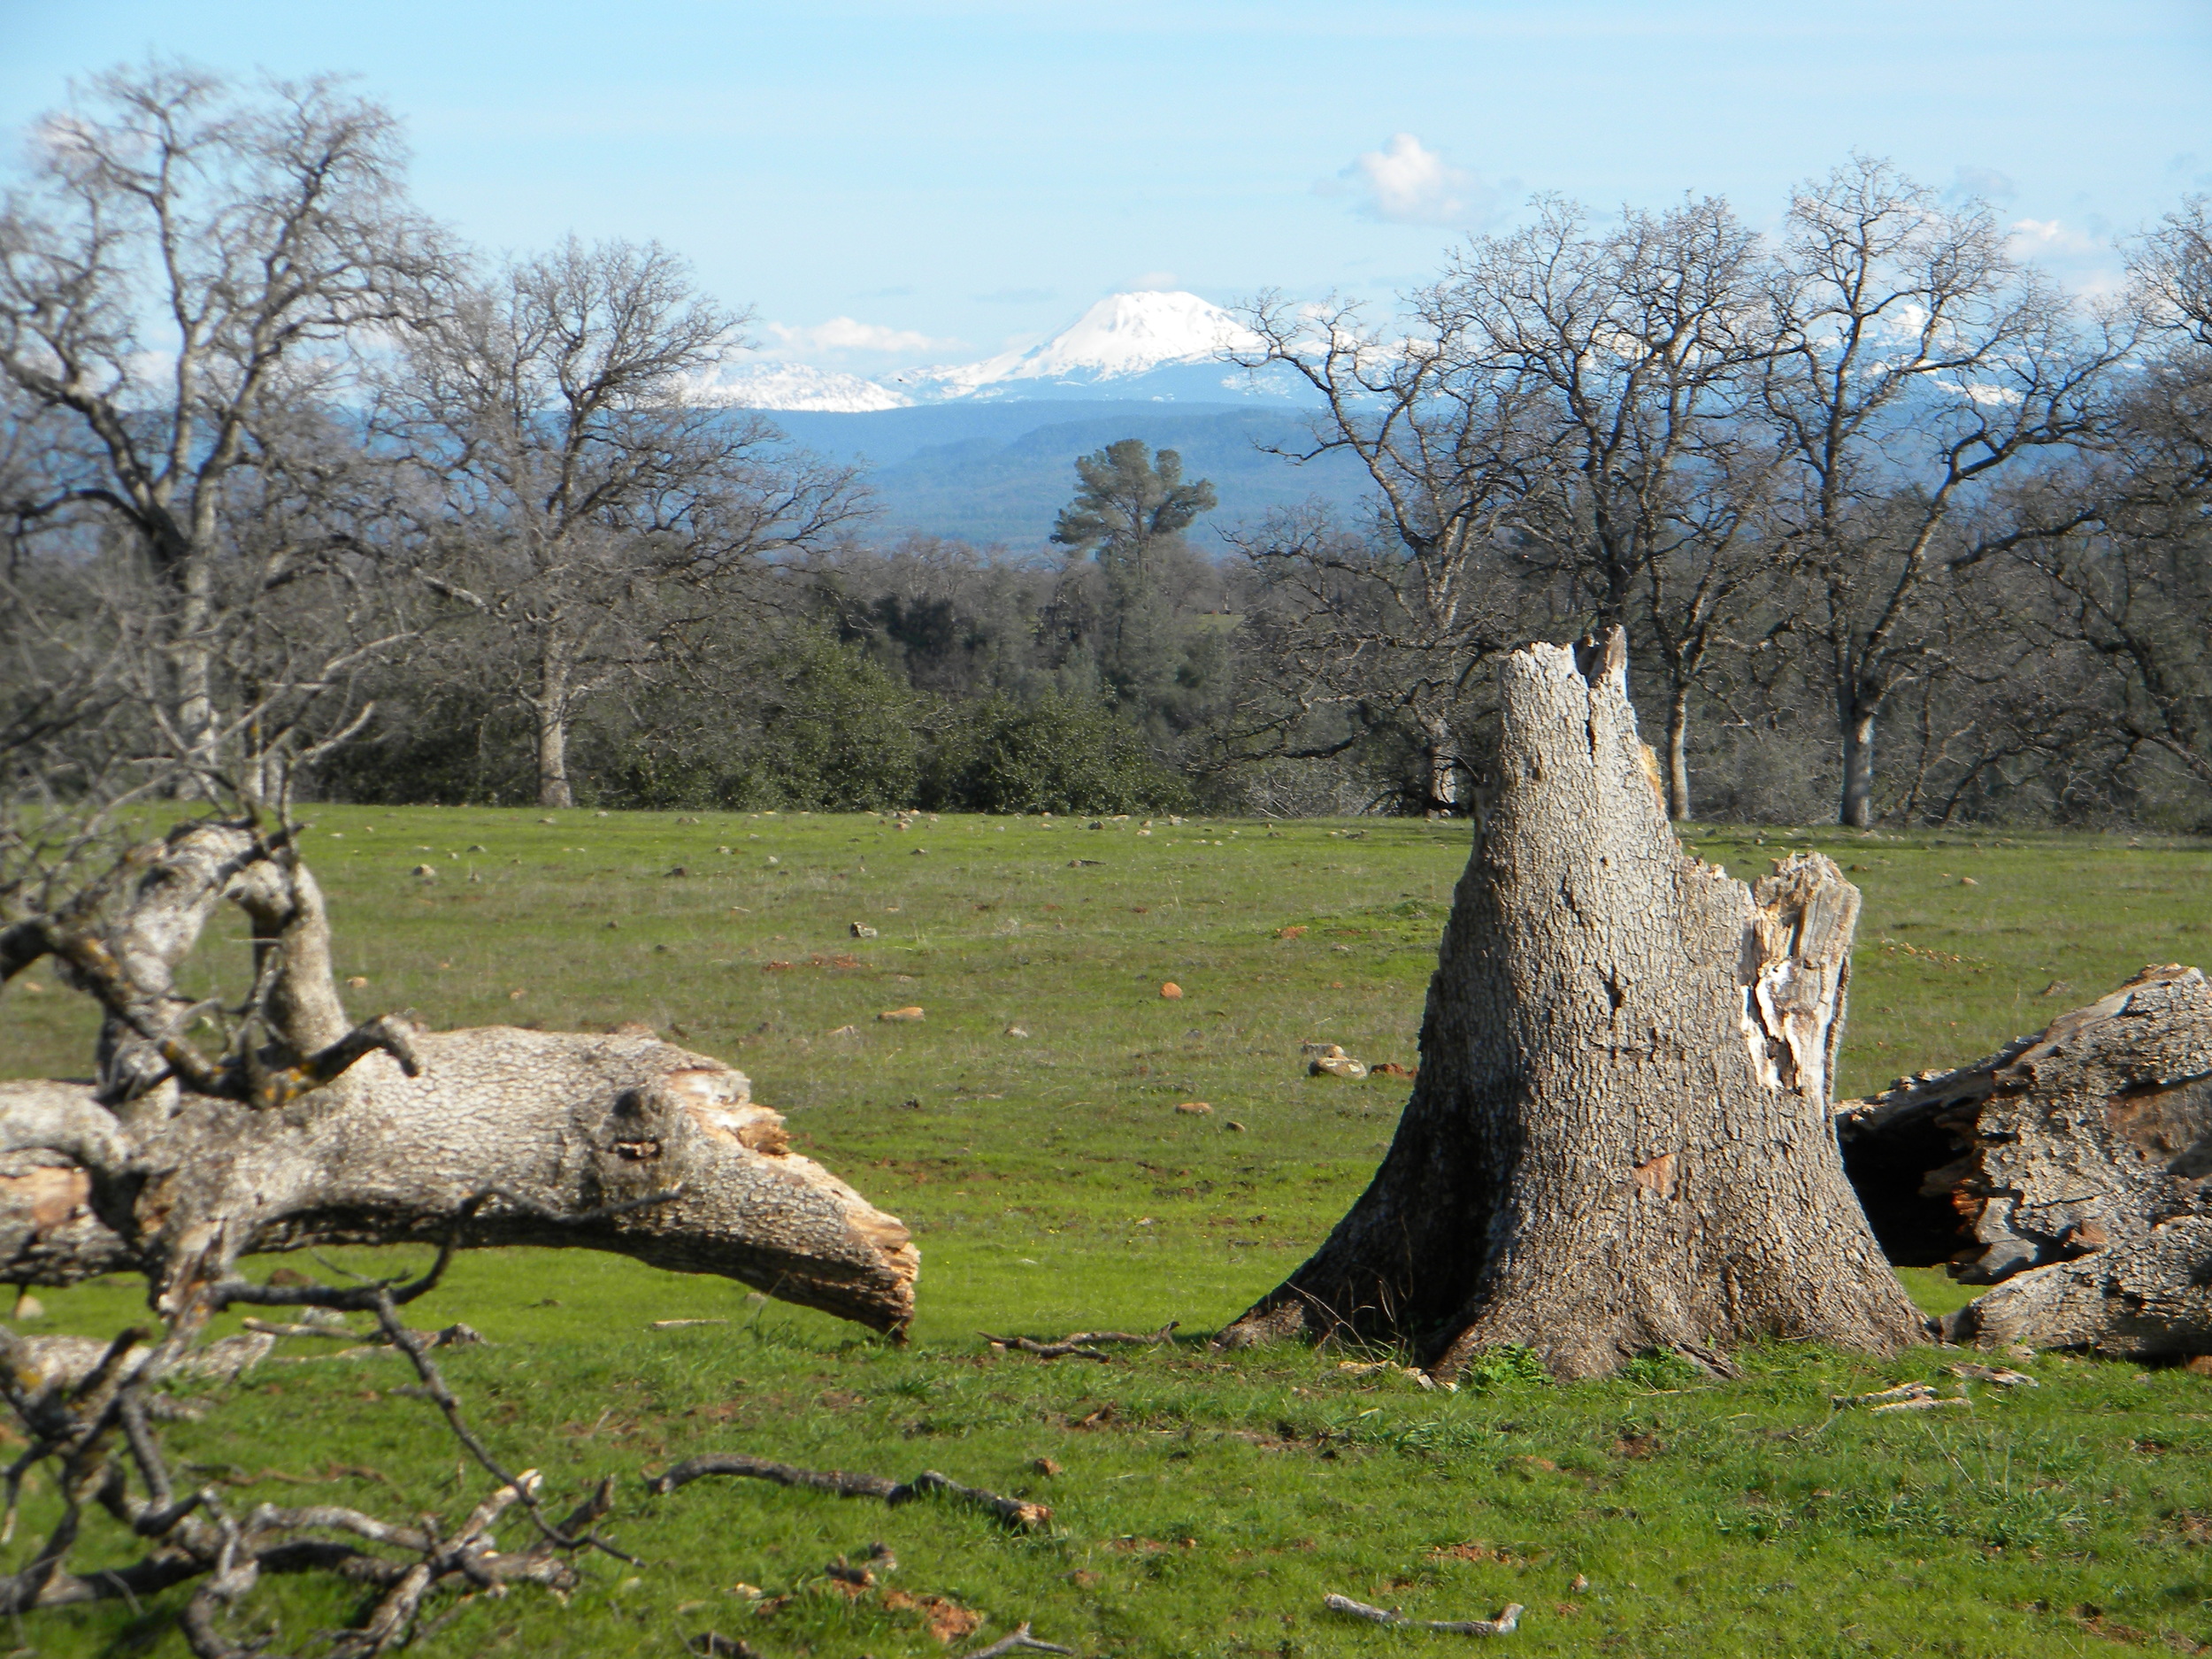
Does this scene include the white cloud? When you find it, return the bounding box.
[1334,134,1493,227]
[2008,218,2101,255]
[758,316,961,361]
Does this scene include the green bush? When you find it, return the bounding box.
[927,692,1192,815]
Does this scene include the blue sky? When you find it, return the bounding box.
[4,1,2207,372]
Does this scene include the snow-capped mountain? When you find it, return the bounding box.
[708,291,1274,411]
[694,362,913,412]
[899,290,1264,401]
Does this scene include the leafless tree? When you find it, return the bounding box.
[394,238,870,808]
[1757,157,2124,827]
[1434,195,1784,818]
[1225,293,1553,812]
[0,63,446,800]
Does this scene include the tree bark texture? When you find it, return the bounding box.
[1219,629,1924,1379]
[0,824,913,1333]
[1838,964,2212,1357]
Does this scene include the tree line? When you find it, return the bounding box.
[4,65,2208,828]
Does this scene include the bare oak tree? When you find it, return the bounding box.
[1758,157,2122,827]
[396,238,868,808]
[1226,293,1548,812]
[1438,196,1783,818]
[0,63,443,797]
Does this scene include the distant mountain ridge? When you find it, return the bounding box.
[704,290,1307,411]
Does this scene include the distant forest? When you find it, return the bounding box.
[5,67,2211,828]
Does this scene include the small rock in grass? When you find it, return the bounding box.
[1225,1119,1247,1133]
[411,864,437,878]
[765,855,780,865]
[1159,982,1184,1000]
[1175,1101,1212,1116]
[538,817,557,824]
[828,1025,859,1037]
[1032,1457,1063,1476]
[12,1294,43,1321]
[851,923,879,938]
[508,988,526,1001]
[467,843,487,852]
[1961,875,1978,886]
[1371,1061,1417,1079]
[345,975,369,988]
[666,865,688,878]
[878,1006,925,1022]
[1004,1025,1030,1038]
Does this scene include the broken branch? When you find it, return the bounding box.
[644,1454,1050,1531]
[1324,1594,1525,1635]
[965,1623,1078,1657]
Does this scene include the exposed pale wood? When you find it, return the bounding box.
[1219,629,1924,1379]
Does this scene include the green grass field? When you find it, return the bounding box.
[4,809,2212,1657]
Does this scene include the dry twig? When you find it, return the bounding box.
[645,1454,1050,1531]
[1324,1594,1525,1635]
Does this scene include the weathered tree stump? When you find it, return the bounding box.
[1839,963,2212,1357]
[1219,630,1925,1379]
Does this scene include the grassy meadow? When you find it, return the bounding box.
[3,808,2212,1656]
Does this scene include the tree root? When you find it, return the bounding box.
[1324,1594,1525,1634]
[644,1454,1051,1531]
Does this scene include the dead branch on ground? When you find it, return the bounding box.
[644,1453,1050,1531]
[1324,1594,1525,1635]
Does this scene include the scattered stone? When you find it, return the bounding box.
[609,1020,657,1037]
[879,1007,926,1022]
[606,920,620,929]
[1961,875,1978,887]
[345,975,369,988]
[765,855,780,866]
[828,1025,860,1038]
[410,864,437,878]
[508,988,525,1001]
[1159,982,1184,1000]
[1371,1061,1417,1079]
[911,847,927,856]
[1174,1101,1212,1116]
[538,817,557,824]
[266,1267,312,1287]
[666,865,688,878]
[851,923,879,938]
[1225,1119,1247,1133]
[467,843,488,852]
[11,1294,43,1321]
[1277,925,1308,939]
[1004,1025,1031,1038]
[1032,1456,1063,1476]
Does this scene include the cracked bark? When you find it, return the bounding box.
[1838,963,2212,1357]
[1218,629,1924,1379]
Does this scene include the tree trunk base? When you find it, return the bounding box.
[1220,632,1924,1379]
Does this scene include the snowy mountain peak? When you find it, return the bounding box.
[719,291,1266,411]
[1004,290,1260,380]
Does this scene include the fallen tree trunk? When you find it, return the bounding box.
[0,820,914,1332]
[1837,963,2212,1357]
[1219,631,1924,1379]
